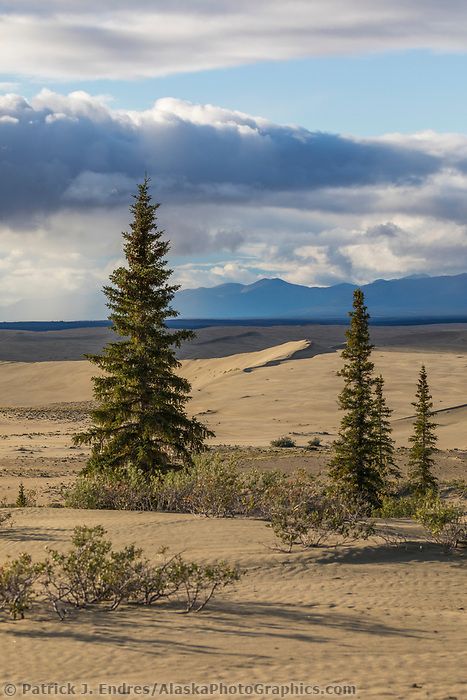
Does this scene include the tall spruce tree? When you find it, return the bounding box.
[372,375,400,485]
[74,178,213,480]
[329,289,384,508]
[408,365,438,494]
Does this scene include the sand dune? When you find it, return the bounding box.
[182,339,311,390]
[183,346,467,449]
[0,360,95,407]
[1,343,467,448]
[0,509,465,699]
[0,342,466,699]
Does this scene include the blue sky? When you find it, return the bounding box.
[8,50,467,136]
[2,1,467,319]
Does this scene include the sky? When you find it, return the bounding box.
[2,1,467,319]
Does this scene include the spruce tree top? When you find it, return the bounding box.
[340,288,374,375]
[337,288,375,406]
[106,178,189,343]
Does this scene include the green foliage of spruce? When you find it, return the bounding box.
[408,365,438,495]
[372,375,400,484]
[329,289,385,508]
[74,179,213,480]
[16,483,28,508]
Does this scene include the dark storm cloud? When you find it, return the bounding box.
[0,92,441,223]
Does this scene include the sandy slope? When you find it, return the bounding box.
[1,342,467,448]
[0,509,465,700]
[0,343,466,699]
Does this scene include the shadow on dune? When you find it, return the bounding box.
[2,526,65,543]
[314,541,466,567]
[4,598,423,651]
[201,600,423,640]
[4,606,267,659]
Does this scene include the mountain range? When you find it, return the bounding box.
[174,273,467,320]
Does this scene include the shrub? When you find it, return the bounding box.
[63,475,155,511]
[169,558,240,612]
[153,453,242,517]
[375,495,419,519]
[373,492,466,550]
[270,436,296,448]
[267,473,374,551]
[0,553,45,619]
[43,526,143,614]
[372,495,417,546]
[39,526,240,619]
[414,494,466,551]
[240,469,288,518]
[0,509,12,530]
[306,437,321,449]
[266,469,316,549]
[129,550,185,606]
[443,479,467,499]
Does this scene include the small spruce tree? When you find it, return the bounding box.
[329,289,384,508]
[16,483,27,508]
[372,375,400,485]
[74,178,213,480]
[408,365,438,494]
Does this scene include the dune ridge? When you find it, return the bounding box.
[1,342,467,448]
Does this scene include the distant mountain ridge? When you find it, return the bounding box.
[1,273,466,326]
[174,273,467,320]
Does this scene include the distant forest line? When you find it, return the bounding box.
[2,317,467,332]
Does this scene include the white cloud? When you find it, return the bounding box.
[1,2,467,80]
[1,90,467,316]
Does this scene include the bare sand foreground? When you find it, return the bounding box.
[0,510,466,700]
[0,340,466,699]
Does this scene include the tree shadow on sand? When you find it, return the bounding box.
[314,541,466,567]
[1,526,65,543]
[3,597,424,654]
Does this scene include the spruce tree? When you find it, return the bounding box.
[329,289,384,508]
[74,178,213,480]
[372,375,400,485]
[408,365,438,494]
[16,483,27,508]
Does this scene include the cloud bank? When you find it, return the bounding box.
[1,1,467,80]
[1,90,467,318]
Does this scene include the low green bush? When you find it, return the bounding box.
[443,479,467,498]
[0,526,241,621]
[63,474,155,511]
[0,509,12,530]
[267,472,374,551]
[0,553,45,619]
[374,492,466,550]
[43,525,142,612]
[413,493,466,551]
[240,469,288,518]
[168,558,240,613]
[153,453,243,517]
[270,436,296,448]
[375,495,419,519]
